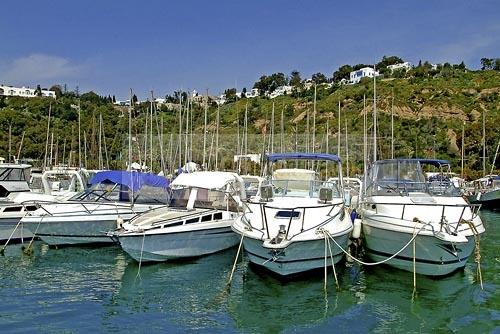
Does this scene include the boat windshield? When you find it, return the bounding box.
[368,160,427,195]
[367,160,462,196]
[0,167,30,182]
[270,180,341,198]
[169,186,239,211]
[69,181,169,204]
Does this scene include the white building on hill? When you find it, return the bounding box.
[349,67,379,84]
[387,62,412,72]
[0,84,56,99]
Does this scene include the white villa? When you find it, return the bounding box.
[387,62,412,72]
[268,85,293,99]
[349,67,380,84]
[0,84,56,99]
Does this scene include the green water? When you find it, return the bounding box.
[0,211,498,333]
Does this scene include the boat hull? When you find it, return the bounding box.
[117,224,239,262]
[467,189,500,210]
[0,217,34,243]
[362,221,476,276]
[23,218,120,245]
[242,233,349,277]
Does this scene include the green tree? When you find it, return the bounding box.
[311,72,327,84]
[289,70,302,87]
[49,85,63,98]
[34,84,42,97]
[480,58,493,70]
[224,88,237,102]
[332,64,353,82]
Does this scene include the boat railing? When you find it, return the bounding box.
[367,179,461,197]
[26,201,143,217]
[249,201,345,241]
[365,201,481,233]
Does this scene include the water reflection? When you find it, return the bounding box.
[0,209,497,333]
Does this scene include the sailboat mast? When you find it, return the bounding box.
[43,103,52,171]
[78,100,81,168]
[391,88,394,159]
[150,91,154,172]
[482,107,486,176]
[373,65,377,162]
[312,84,316,155]
[215,103,220,171]
[271,102,275,154]
[461,122,465,178]
[128,89,133,171]
[337,101,341,159]
[202,90,208,169]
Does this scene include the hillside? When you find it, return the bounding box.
[0,70,499,179]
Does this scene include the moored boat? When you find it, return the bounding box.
[21,170,170,246]
[360,159,485,276]
[232,153,353,277]
[111,171,245,262]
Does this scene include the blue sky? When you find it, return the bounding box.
[1,1,499,100]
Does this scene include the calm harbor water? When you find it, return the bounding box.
[0,211,498,333]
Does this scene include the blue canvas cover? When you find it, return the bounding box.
[267,152,341,162]
[89,171,169,192]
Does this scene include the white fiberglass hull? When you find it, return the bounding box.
[241,233,350,277]
[21,203,155,246]
[0,217,34,243]
[117,222,239,262]
[362,209,482,276]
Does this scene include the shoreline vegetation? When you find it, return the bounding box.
[0,57,499,179]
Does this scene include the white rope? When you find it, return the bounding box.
[136,231,146,280]
[320,222,430,266]
[228,234,244,286]
[23,215,45,255]
[0,219,23,255]
[326,234,339,289]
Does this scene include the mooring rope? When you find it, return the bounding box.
[461,219,483,290]
[0,220,23,255]
[326,233,339,289]
[136,231,146,280]
[227,234,245,286]
[23,215,45,256]
[319,222,430,266]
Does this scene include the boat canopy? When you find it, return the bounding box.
[89,171,169,192]
[375,158,450,167]
[267,152,341,162]
[172,171,245,192]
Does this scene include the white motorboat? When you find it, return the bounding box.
[232,153,353,277]
[21,170,170,246]
[111,171,246,262]
[466,175,500,210]
[360,159,485,276]
[0,163,39,243]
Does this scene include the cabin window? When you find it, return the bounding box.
[165,221,183,227]
[4,206,22,212]
[186,217,199,224]
[275,210,300,219]
[213,212,223,220]
[25,206,38,211]
[201,215,212,222]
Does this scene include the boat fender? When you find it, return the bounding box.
[116,216,124,229]
[352,218,362,239]
[350,210,357,223]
